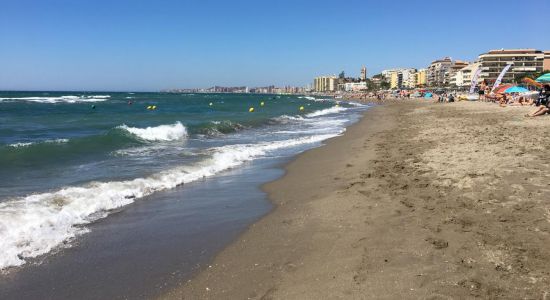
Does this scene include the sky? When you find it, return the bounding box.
[1,0,549,91]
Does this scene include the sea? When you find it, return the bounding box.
[0,91,369,298]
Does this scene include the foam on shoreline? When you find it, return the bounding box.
[0,132,340,270]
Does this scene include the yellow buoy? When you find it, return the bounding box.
[260,101,265,106]
[299,106,304,111]
[209,102,213,106]
[249,107,255,112]
[152,105,157,110]
[147,105,152,110]
[335,104,339,107]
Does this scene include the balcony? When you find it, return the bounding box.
[512,67,538,72]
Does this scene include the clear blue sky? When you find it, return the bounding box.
[1,0,549,91]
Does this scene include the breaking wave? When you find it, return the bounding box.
[0,133,339,270]
[0,95,111,104]
[305,106,347,117]
[117,122,187,142]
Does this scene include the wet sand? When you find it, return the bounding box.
[164,101,550,299]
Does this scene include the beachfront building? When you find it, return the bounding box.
[388,68,416,89]
[313,76,338,92]
[427,57,453,87]
[450,62,481,87]
[415,69,427,87]
[478,49,547,84]
[544,51,550,71]
[405,72,417,89]
[381,69,403,82]
[446,60,469,85]
[344,82,367,92]
[369,76,384,90]
[390,72,398,89]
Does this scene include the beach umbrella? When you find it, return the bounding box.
[522,77,543,88]
[504,86,529,93]
[536,73,550,83]
[494,84,513,94]
[424,92,433,98]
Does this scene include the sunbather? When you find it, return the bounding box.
[526,85,550,117]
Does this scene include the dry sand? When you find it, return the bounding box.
[163,101,550,299]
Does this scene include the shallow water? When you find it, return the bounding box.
[0,157,284,299]
[0,91,368,298]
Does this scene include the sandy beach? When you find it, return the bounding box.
[164,100,550,299]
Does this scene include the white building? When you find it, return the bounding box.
[450,62,481,87]
[401,68,417,89]
[344,82,367,92]
[478,49,547,83]
[381,69,404,81]
[405,73,417,89]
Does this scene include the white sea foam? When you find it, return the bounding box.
[7,142,33,148]
[298,96,334,102]
[272,115,305,124]
[0,95,110,104]
[113,144,185,157]
[0,133,339,270]
[117,122,187,142]
[305,106,347,118]
[7,139,69,148]
[347,101,367,107]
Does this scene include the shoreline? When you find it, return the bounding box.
[164,100,550,299]
[162,102,392,299]
[0,94,366,299]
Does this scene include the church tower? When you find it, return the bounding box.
[360,66,367,81]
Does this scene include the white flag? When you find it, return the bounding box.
[491,63,513,92]
[469,67,482,94]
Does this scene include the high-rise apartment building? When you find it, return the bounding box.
[543,51,550,71]
[313,76,338,92]
[388,68,416,89]
[427,57,453,86]
[447,60,470,84]
[478,49,546,83]
[415,69,427,87]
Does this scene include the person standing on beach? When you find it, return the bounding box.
[440,93,446,103]
[478,86,484,100]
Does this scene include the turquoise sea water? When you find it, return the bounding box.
[0,91,367,271]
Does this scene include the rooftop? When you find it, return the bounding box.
[483,49,542,55]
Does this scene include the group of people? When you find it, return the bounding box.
[478,82,550,117]
[338,82,550,111]
[436,93,455,103]
[478,85,533,106]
